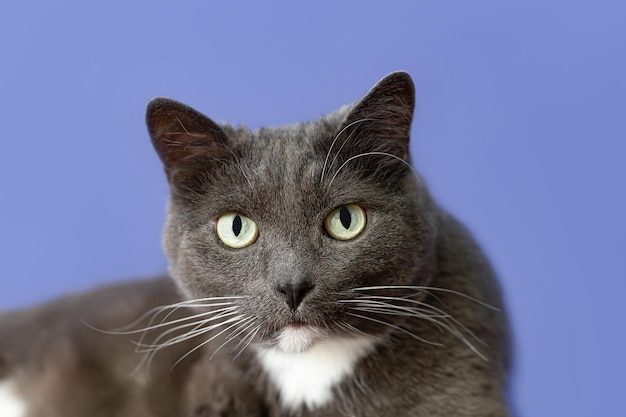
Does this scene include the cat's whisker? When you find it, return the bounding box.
[104,297,245,358]
[88,296,246,334]
[351,285,499,310]
[135,309,240,351]
[228,317,261,352]
[124,304,238,373]
[95,308,235,358]
[139,313,246,371]
[351,305,449,320]
[209,316,257,360]
[130,306,239,362]
[344,298,489,360]
[346,312,441,346]
[224,317,257,343]
[171,315,248,369]
[320,118,372,183]
[233,324,262,360]
[338,298,447,317]
[354,295,489,346]
[325,124,360,180]
[135,323,214,354]
[352,305,459,338]
[134,318,221,372]
[334,320,371,339]
[149,301,241,328]
[348,297,453,320]
[346,300,453,333]
[168,295,249,304]
[133,318,238,371]
[338,284,493,359]
[327,151,417,188]
[102,306,239,337]
[81,303,195,335]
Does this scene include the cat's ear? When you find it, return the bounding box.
[146,98,228,176]
[325,72,415,182]
[342,71,415,143]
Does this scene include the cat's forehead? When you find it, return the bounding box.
[221,106,349,153]
[224,120,338,177]
[202,119,375,218]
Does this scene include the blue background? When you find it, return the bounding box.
[1,1,624,416]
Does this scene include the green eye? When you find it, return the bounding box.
[216,213,258,248]
[325,204,366,241]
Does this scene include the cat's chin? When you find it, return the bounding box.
[276,324,327,354]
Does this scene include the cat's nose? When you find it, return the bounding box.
[275,279,314,310]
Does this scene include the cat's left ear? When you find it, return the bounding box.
[339,71,415,158]
[146,98,228,177]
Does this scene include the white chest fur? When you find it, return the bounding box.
[0,380,27,417]
[255,336,376,410]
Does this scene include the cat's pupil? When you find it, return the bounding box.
[232,215,242,236]
[339,207,351,229]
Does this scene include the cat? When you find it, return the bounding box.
[0,71,511,417]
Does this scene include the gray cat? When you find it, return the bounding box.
[0,72,511,417]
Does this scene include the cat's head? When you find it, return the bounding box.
[146,72,439,353]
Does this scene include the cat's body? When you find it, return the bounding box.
[0,72,511,416]
[0,278,264,417]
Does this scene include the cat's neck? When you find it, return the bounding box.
[254,335,376,411]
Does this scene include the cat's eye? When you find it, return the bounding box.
[216,213,258,248]
[325,204,366,241]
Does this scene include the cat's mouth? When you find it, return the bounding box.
[274,321,327,354]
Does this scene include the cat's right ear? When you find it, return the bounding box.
[146,98,228,177]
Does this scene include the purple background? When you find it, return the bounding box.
[1,1,624,416]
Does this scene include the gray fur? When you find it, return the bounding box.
[0,72,510,416]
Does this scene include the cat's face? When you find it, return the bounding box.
[146,72,438,353]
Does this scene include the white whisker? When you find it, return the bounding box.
[327,151,417,188]
[130,312,240,373]
[135,309,240,351]
[209,316,256,359]
[352,286,499,310]
[351,305,447,319]
[355,295,488,346]
[171,315,247,369]
[346,312,441,346]
[84,296,246,334]
[326,126,359,180]
[233,324,261,360]
[97,306,239,337]
[336,320,370,338]
[351,304,482,348]
[320,118,372,183]
[341,290,490,360]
